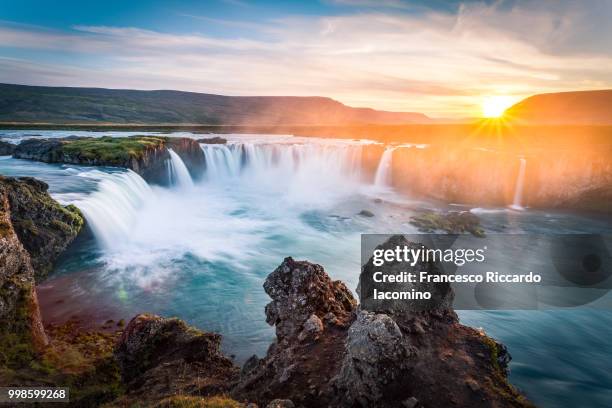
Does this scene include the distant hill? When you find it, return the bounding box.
[505,90,612,125]
[0,83,430,125]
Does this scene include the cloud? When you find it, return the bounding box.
[1,1,611,117]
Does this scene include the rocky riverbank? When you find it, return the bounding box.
[0,175,534,407]
[11,136,205,185]
[0,176,83,374]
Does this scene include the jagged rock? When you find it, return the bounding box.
[359,234,457,321]
[335,311,412,406]
[0,140,15,155]
[264,257,356,342]
[114,314,239,404]
[0,179,50,358]
[297,314,324,342]
[234,258,357,406]
[236,250,532,408]
[242,354,262,377]
[266,399,294,408]
[197,136,227,144]
[1,176,84,279]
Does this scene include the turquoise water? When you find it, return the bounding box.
[1,131,612,407]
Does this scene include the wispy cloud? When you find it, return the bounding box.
[1,0,611,117]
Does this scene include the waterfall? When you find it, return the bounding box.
[167,148,194,189]
[200,142,363,184]
[510,157,527,210]
[76,170,153,249]
[200,141,363,205]
[374,146,395,187]
[200,144,242,179]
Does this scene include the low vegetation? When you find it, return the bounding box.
[154,395,243,408]
[409,211,486,237]
[0,320,124,407]
[61,136,166,162]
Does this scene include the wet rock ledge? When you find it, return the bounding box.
[12,136,205,184]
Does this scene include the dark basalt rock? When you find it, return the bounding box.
[0,140,15,155]
[235,257,357,406]
[0,176,84,279]
[236,253,533,408]
[167,137,207,180]
[335,311,412,406]
[263,257,357,342]
[359,234,456,319]
[197,136,227,144]
[114,313,240,404]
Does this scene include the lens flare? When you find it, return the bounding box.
[481,96,516,118]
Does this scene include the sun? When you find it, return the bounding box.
[481,95,516,118]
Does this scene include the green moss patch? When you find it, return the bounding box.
[61,136,166,163]
[409,211,485,237]
[0,319,125,407]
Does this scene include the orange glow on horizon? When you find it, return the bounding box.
[481,96,517,118]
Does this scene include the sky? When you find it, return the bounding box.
[1,0,612,118]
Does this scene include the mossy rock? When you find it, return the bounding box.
[61,136,166,163]
[410,211,485,237]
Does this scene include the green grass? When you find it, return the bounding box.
[154,395,243,408]
[61,136,166,163]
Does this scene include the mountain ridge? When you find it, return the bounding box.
[0,83,431,125]
[505,89,612,125]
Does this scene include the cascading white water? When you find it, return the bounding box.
[167,148,194,189]
[200,144,242,179]
[76,170,153,249]
[200,141,363,206]
[510,157,527,210]
[374,146,395,187]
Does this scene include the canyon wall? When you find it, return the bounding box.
[361,143,612,213]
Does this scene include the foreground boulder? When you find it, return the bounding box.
[235,254,533,408]
[114,314,240,405]
[263,257,357,342]
[235,257,357,406]
[12,136,205,185]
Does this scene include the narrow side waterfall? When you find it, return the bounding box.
[76,170,153,249]
[374,146,395,187]
[510,157,527,210]
[167,148,194,189]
